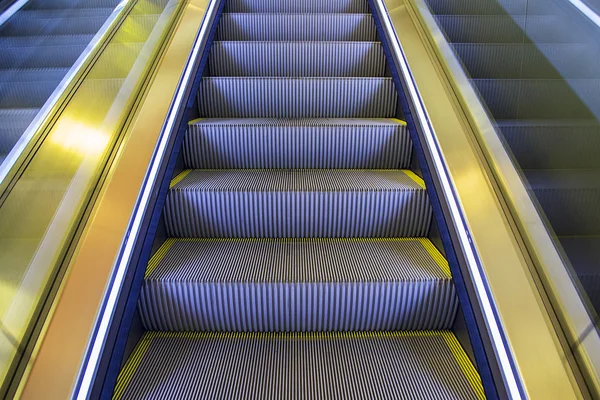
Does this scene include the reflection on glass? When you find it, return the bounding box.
[425,0,600,326]
[0,0,177,392]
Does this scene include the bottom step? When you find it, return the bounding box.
[114,331,484,399]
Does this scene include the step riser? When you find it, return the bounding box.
[164,191,431,238]
[25,0,120,9]
[474,79,598,119]
[139,281,458,331]
[1,16,109,36]
[224,0,369,13]
[0,46,84,69]
[198,78,397,118]
[0,81,60,108]
[500,124,600,169]
[209,42,387,77]
[217,14,376,41]
[426,0,557,15]
[184,123,411,169]
[531,188,600,236]
[0,110,38,153]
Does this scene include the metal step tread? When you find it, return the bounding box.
[0,68,69,82]
[146,238,451,281]
[224,0,369,13]
[0,34,95,47]
[170,169,425,192]
[217,13,376,41]
[209,41,386,77]
[198,77,397,118]
[185,118,410,169]
[524,169,600,190]
[113,331,484,400]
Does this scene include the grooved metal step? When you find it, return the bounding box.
[498,120,600,169]
[436,15,579,44]
[164,170,431,238]
[0,108,39,153]
[0,44,86,69]
[184,118,411,169]
[426,0,556,15]
[0,80,63,108]
[113,332,484,400]
[524,169,600,236]
[24,0,120,10]
[224,0,370,13]
[198,77,397,118]
[217,14,376,41]
[0,34,95,47]
[473,79,600,119]
[209,41,387,77]
[453,43,600,79]
[140,238,457,331]
[558,236,600,314]
[0,8,114,36]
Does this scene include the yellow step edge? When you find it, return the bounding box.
[418,238,452,278]
[402,170,426,189]
[442,332,486,400]
[169,169,192,188]
[112,334,154,400]
[144,238,178,278]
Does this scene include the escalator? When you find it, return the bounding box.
[0,0,123,163]
[425,0,600,315]
[110,0,487,398]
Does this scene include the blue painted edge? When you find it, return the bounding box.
[95,1,225,398]
[367,1,500,398]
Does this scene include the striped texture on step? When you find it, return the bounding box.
[184,118,410,169]
[140,238,457,331]
[217,14,376,41]
[0,108,38,153]
[198,77,397,118]
[224,0,370,13]
[113,331,484,400]
[164,170,431,238]
[209,41,386,77]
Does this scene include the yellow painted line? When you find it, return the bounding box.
[443,332,486,400]
[402,170,426,189]
[188,117,204,124]
[389,118,408,126]
[112,334,154,400]
[144,238,178,278]
[148,330,448,340]
[169,169,191,188]
[419,238,452,278]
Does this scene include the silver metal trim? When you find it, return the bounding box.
[407,0,600,395]
[0,0,131,190]
[372,1,523,397]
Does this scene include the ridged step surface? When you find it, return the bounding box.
[473,79,599,119]
[164,170,431,238]
[198,77,397,118]
[217,14,376,41]
[209,41,387,77]
[0,34,95,47]
[224,0,370,13]
[524,169,600,236]
[184,118,410,169]
[498,120,600,169]
[453,43,600,79]
[435,15,579,44]
[114,332,484,400]
[0,44,86,68]
[0,8,114,36]
[25,0,120,10]
[426,0,555,15]
[0,108,39,153]
[558,236,600,314]
[140,238,457,331]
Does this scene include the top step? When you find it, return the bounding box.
[224,0,369,13]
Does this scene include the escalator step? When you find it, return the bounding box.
[184,118,410,169]
[558,236,600,314]
[425,0,547,16]
[164,169,431,238]
[498,120,600,169]
[24,0,120,10]
[113,331,484,400]
[225,0,369,13]
[0,69,69,109]
[0,108,39,153]
[524,169,600,236]
[453,43,600,79]
[209,41,386,77]
[0,9,114,36]
[217,14,376,41]
[198,77,397,118]
[435,15,579,44]
[0,45,86,69]
[140,238,457,331]
[0,34,95,47]
[473,79,600,119]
